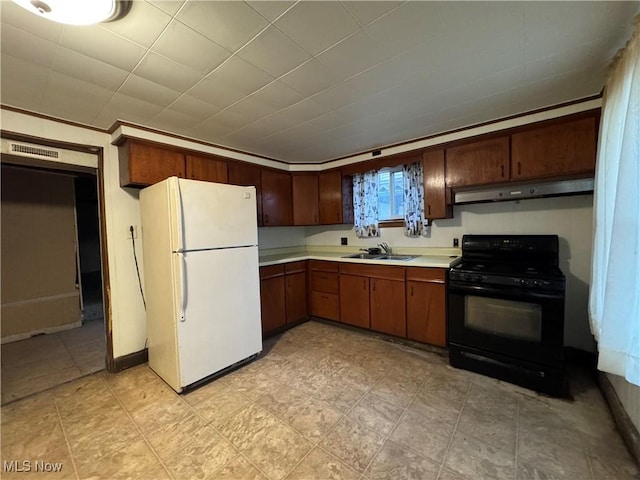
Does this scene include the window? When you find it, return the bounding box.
[377,166,404,221]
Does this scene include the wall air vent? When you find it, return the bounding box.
[10,142,60,160]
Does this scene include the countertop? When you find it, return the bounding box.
[259,249,460,269]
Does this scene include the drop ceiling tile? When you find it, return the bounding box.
[146,0,186,17]
[152,20,231,74]
[280,59,343,97]
[119,75,182,108]
[133,52,202,92]
[251,81,305,109]
[222,97,278,122]
[247,1,296,22]
[101,1,173,47]
[41,72,113,124]
[341,1,404,27]
[316,30,388,80]
[188,76,246,110]
[365,2,442,58]
[59,25,147,72]
[0,54,48,110]
[94,93,164,129]
[178,1,268,52]
[205,56,275,95]
[309,108,361,133]
[278,97,333,123]
[309,81,360,110]
[275,2,360,55]
[189,114,247,140]
[152,108,202,134]
[237,26,311,78]
[0,1,63,43]
[166,94,221,122]
[53,46,129,90]
[0,23,57,69]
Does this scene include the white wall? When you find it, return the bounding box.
[257,226,307,250]
[306,194,595,352]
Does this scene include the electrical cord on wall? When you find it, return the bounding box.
[130,225,146,311]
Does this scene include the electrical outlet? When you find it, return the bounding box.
[128,225,138,239]
[453,237,459,247]
[341,237,348,245]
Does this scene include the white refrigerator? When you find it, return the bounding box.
[139,176,262,393]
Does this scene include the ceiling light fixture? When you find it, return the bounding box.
[11,0,131,26]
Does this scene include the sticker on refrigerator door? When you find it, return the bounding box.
[243,192,251,199]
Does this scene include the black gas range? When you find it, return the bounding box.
[448,235,567,396]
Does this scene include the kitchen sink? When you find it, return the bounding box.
[341,253,420,261]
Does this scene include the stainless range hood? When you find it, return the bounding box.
[453,177,594,204]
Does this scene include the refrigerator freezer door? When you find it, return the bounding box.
[171,178,258,252]
[175,245,262,388]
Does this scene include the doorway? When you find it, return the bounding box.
[1,164,105,404]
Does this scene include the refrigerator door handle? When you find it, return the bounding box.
[176,252,187,322]
[175,178,186,254]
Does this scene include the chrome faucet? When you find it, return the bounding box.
[379,242,392,254]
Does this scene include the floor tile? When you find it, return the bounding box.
[366,439,440,480]
[407,390,461,425]
[0,446,75,480]
[444,432,515,480]
[213,454,268,480]
[284,398,343,443]
[256,383,310,418]
[389,411,453,464]
[286,447,361,480]
[348,393,404,436]
[457,404,517,454]
[190,386,250,425]
[320,417,385,473]
[74,437,158,480]
[145,411,208,460]
[217,403,281,451]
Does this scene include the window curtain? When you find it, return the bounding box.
[353,170,379,237]
[589,16,640,386]
[403,162,430,237]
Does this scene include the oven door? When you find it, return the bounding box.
[448,281,565,366]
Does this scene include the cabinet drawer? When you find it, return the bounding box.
[339,263,405,281]
[309,260,339,272]
[405,267,446,283]
[311,291,339,321]
[311,271,339,293]
[285,261,307,274]
[260,264,285,279]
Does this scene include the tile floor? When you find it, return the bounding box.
[1,319,105,404]
[1,320,638,480]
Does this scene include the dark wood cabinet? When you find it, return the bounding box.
[445,136,510,187]
[422,149,451,220]
[262,169,293,226]
[228,161,263,226]
[285,261,308,325]
[370,277,406,337]
[119,140,185,187]
[406,268,447,347]
[259,265,286,337]
[318,171,353,225]
[339,274,370,329]
[309,261,340,321]
[185,154,228,183]
[292,174,319,225]
[511,116,597,180]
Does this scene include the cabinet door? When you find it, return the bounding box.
[511,117,597,180]
[228,162,263,226]
[318,171,343,224]
[262,170,293,226]
[406,280,446,347]
[339,274,370,329]
[119,140,185,187]
[292,174,319,225]
[260,275,286,336]
[286,270,308,324]
[445,136,509,187]
[370,278,406,337]
[185,154,228,183]
[422,149,451,220]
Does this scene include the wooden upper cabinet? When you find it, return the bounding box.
[228,161,263,226]
[119,140,185,188]
[185,154,228,183]
[292,174,319,225]
[445,136,509,187]
[261,169,292,226]
[319,171,348,224]
[422,149,451,220]
[511,116,597,180]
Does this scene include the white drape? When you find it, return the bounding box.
[589,17,640,386]
[352,170,380,238]
[403,162,430,237]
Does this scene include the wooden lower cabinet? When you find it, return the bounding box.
[370,277,406,337]
[339,274,370,328]
[309,260,340,321]
[406,267,447,347]
[285,261,307,325]
[259,265,286,336]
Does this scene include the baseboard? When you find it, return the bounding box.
[598,371,640,465]
[106,348,148,373]
[1,321,83,344]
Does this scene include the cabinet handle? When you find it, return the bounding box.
[320,275,327,280]
[363,279,367,290]
[517,162,521,175]
[427,205,431,216]
[411,286,414,296]
[372,280,375,292]
[501,165,504,177]
[321,295,328,299]
[264,214,269,224]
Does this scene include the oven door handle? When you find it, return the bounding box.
[448,283,564,301]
